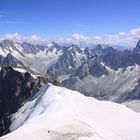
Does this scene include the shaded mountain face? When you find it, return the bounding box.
[92,44,104,55]
[0,40,15,52]
[21,42,46,55]
[133,39,140,53]
[2,53,24,67]
[88,57,108,77]
[102,53,135,70]
[75,56,108,79]
[0,55,4,64]
[48,45,84,77]
[92,44,119,56]
[0,67,60,136]
[101,50,140,70]
[119,78,140,103]
[0,67,38,135]
[0,53,24,67]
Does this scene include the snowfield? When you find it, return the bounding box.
[1,84,140,140]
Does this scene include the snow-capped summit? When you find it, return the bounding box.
[47,42,55,48]
[1,84,140,140]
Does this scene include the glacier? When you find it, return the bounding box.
[1,84,140,140]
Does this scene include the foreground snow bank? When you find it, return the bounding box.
[1,84,140,140]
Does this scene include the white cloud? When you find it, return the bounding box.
[72,33,88,41]
[2,33,22,41]
[0,33,47,44]
[0,27,140,47]
[92,36,102,40]
[118,32,127,35]
[24,35,41,42]
[130,28,140,37]
[67,28,140,47]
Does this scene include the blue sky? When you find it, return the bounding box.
[0,0,140,46]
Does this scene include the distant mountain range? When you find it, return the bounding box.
[0,39,140,105]
[0,39,140,137]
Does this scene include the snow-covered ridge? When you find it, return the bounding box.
[1,84,140,140]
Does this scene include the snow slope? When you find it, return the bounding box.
[1,84,140,140]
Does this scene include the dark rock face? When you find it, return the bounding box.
[48,47,80,76]
[88,57,108,77]
[21,42,45,54]
[102,53,136,70]
[75,56,108,79]
[122,49,132,55]
[92,44,104,55]
[92,45,118,56]
[84,47,92,59]
[75,63,89,79]
[62,76,80,90]
[118,78,140,103]
[0,67,40,135]
[2,53,24,67]
[133,39,140,53]
[0,55,4,65]
[0,67,60,136]
[128,79,140,100]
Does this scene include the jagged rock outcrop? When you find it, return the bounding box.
[133,39,140,53]
[88,57,108,77]
[0,40,15,52]
[48,45,83,76]
[92,45,118,56]
[102,53,136,70]
[117,78,140,103]
[21,42,46,54]
[75,56,108,79]
[2,53,24,67]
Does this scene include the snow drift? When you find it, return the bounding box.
[1,84,140,140]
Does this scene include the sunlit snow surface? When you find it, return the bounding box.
[1,84,140,140]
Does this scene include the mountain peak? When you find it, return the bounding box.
[93,44,105,55]
[133,39,140,53]
[2,53,24,67]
